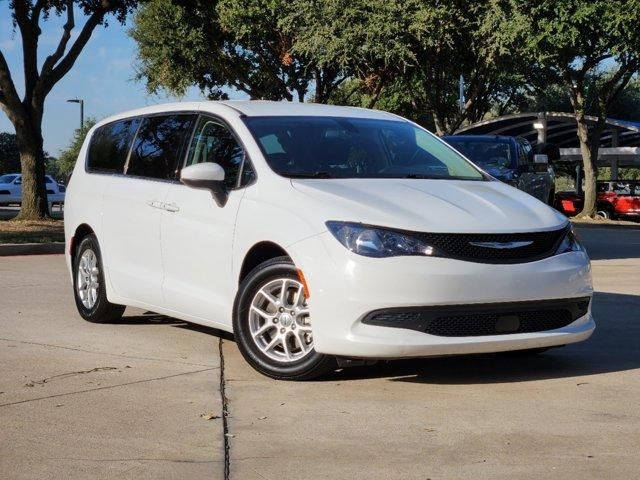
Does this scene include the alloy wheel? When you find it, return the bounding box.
[248,278,313,363]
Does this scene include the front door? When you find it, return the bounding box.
[161,115,253,327]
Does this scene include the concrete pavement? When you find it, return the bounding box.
[0,256,225,479]
[1,226,639,479]
[223,226,640,480]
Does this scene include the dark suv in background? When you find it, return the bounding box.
[443,135,556,205]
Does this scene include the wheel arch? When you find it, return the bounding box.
[238,241,291,285]
[71,223,95,260]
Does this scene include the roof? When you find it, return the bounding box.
[455,112,640,148]
[93,101,399,129]
[218,100,398,119]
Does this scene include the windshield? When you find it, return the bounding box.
[0,174,18,184]
[444,139,514,171]
[243,116,484,180]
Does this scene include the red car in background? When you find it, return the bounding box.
[556,181,640,220]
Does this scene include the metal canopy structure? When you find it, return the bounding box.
[455,112,640,179]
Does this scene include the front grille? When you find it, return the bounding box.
[415,226,569,264]
[46,189,54,194]
[362,297,590,337]
[0,190,10,195]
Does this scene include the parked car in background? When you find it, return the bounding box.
[0,173,66,210]
[442,135,556,205]
[64,101,594,380]
[556,181,640,220]
[0,173,65,209]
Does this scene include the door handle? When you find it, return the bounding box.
[146,200,164,209]
[163,202,180,213]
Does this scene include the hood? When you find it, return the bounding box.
[291,178,567,233]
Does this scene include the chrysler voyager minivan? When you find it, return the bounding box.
[64,102,594,380]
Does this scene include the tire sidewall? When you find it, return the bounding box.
[73,234,110,322]
[233,259,327,379]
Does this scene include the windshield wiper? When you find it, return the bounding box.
[286,171,336,179]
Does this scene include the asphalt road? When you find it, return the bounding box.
[1,225,639,479]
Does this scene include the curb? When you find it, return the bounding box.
[572,222,640,231]
[0,242,65,257]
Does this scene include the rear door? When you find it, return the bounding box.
[101,113,196,308]
[160,115,254,325]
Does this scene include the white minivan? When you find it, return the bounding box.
[64,101,595,380]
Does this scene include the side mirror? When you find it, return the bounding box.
[180,162,228,207]
[533,154,549,164]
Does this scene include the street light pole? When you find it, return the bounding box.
[66,98,84,129]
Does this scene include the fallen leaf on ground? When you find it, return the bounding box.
[200,413,221,420]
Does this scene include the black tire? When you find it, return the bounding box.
[233,256,336,380]
[596,206,613,220]
[72,234,125,323]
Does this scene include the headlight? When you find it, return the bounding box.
[326,221,436,258]
[556,227,585,254]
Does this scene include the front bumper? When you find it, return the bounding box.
[288,231,595,358]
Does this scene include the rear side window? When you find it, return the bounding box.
[87,118,141,173]
[127,114,196,181]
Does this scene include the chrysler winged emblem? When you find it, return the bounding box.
[469,240,533,249]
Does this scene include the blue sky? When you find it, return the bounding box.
[0,4,241,156]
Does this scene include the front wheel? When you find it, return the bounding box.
[233,256,335,380]
[73,234,125,323]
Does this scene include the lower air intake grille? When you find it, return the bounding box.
[362,297,590,337]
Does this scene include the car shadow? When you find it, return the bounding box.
[117,310,236,341]
[112,291,639,384]
[323,291,639,384]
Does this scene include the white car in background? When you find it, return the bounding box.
[64,101,595,380]
[0,173,66,209]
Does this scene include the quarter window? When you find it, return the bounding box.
[127,114,196,181]
[87,118,141,173]
[186,117,246,189]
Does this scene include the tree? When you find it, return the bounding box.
[293,0,523,135]
[0,0,138,219]
[56,118,96,179]
[507,0,640,217]
[0,132,21,174]
[130,0,347,103]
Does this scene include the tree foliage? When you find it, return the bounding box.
[56,118,97,179]
[0,132,21,175]
[504,0,640,217]
[131,0,347,102]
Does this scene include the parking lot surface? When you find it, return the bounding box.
[1,226,639,479]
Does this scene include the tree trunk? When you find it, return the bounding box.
[14,120,49,220]
[575,115,597,218]
[431,110,447,137]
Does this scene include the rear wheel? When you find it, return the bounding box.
[233,256,336,380]
[596,206,614,220]
[73,234,125,323]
